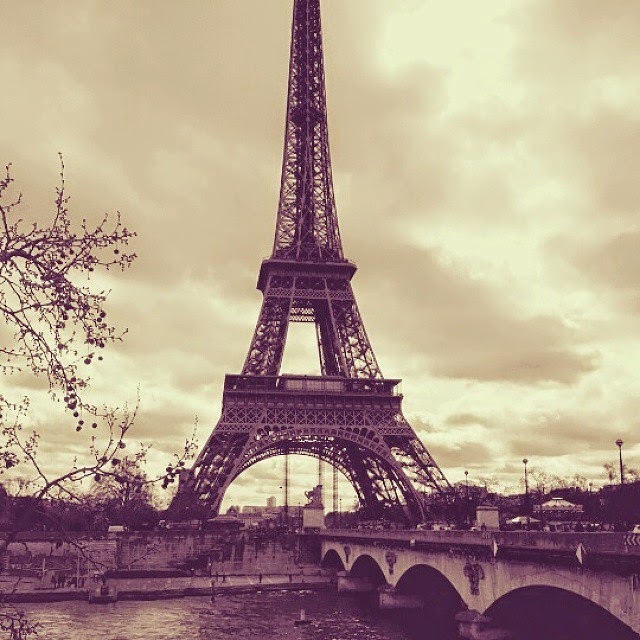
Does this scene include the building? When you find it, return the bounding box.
[475,505,500,530]
[534,496,584,531]
[238,504,285,528]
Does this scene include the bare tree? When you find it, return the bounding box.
[0,159,194,637]
[604,463,616,483]
[85,449,161,530]
[476,475,500,493]
[603,462,639,484]
[1,157,134,419]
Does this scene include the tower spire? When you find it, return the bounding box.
[273,0,343,262]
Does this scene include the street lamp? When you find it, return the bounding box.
[616,439,624,485]
[464,470,470,527]
[522,458,529,521]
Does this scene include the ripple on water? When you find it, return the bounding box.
[22,591,424,640]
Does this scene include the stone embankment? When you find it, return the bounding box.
[0,570,332,604]
[0,532,326,603]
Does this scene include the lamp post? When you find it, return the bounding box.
[464,470,469,526]
[523,458,529,526]
[616,439,624,486]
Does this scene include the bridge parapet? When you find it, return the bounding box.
[320,528,640,561]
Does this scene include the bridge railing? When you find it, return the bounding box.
[224,374,401,396]
[319,528,640,557]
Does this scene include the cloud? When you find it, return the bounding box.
[567,110,640,219]
[444,413,495,429]
[359,242,599,384]
[560,228,640,316]
[430,440,494,470]
[1,0,639,504]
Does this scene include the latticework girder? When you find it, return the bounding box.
[242,268,381,379]
[170,0,452,524]
[273,0,342,262]
[170,376,452,523]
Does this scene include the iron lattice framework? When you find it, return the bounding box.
[171,0,451,523]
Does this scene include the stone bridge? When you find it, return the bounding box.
[319,529,640,639]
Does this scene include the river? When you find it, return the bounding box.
[22,590,461,640]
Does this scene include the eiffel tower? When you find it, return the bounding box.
[171,0,451,523]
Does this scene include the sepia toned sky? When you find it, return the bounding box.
[1,0,639,509]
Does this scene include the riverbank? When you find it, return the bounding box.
[0,571,332,604]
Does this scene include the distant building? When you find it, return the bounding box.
[238,504,284,527]
[475,505,500,530]
[267,496,276,508]
[242,505,263,515]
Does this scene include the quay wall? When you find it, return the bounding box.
[0,530,325,603]
[1,530,303,575]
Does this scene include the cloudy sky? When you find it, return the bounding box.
[1,0,639,509]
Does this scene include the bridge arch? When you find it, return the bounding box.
[486,585,638,640]
[396,563,464,606]
[320,549,345,573]
[394,564,465,636]
[349,554,387,587]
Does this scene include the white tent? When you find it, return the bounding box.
[507,516,541,525]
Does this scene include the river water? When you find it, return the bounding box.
[22,590,460,640]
